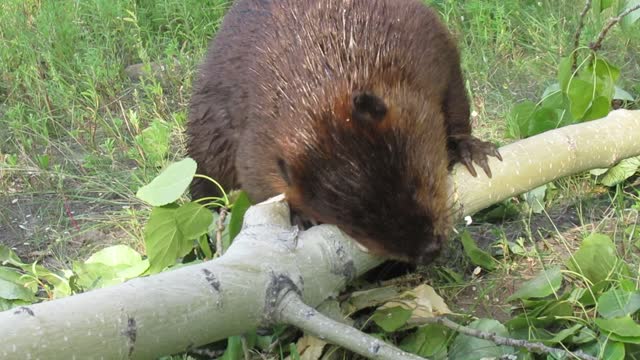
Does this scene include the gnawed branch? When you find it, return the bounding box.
[0,110,639,359]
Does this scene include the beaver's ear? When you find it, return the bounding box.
[351,91,387,124]
[277,157,291,185]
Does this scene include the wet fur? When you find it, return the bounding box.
[187,0,499,264]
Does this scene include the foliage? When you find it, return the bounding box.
[506,1,640,191]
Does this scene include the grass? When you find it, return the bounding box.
[0,0,229,266]
[0,0,639,358]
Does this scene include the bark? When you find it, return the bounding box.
[0,109,638,359]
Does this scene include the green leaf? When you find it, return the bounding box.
[136,157,198,207]
[589,58,620,98]
[0,274,36,302]
[603,341,625,360]
[607,334,640,344]
[0,267,37,293]
[582,96,611,121]
[574,281,609,306]
[0,245,24,267]
[620,278,637,292]
[558,56,573,92]
[566,233,619,284]
[345,286,401,313]
[460,230,498,271]
[542,324,584,345]
[523,185,548,214]
[197,234,213,259]
[85,245,150,280]
[567,78,595,120]
[542,83,561,99]
[570,327,598,344]
[598,289,640,319]
[505,302,548,330]
[480,200,521,222]
[72,262,121,290]
[541,300,574,322]
[176,202,214,240]
[400,324,450,359]
[146,202,212,273]
[85,244,143,267]
[288,342,301,360]
[528,107,560,136]
[595,316,640,338]
[541,84,567,110]
[371,306,413,332]
[507,100,536,139]
[614,86,635,101]
[0,298,31,312]
[449,319,514,359]
[620,0,640,31]
[507,266,563,302]
[578,336,628,359]
[228,191,252,242]
[598,156,640,187]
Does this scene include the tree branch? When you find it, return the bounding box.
[452,109,640,216]
[0,110,639,359]
[279,292,425,360]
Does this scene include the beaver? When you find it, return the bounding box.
[186,0,501,265]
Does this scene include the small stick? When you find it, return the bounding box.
[572,0,593,70]
[215,208,228,257]
[590,4,640,51]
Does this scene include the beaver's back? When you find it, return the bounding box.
[187,0,460,202]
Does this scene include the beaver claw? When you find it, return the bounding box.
[451,135,502,178]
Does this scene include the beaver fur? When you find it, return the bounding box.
[186,0,501,264]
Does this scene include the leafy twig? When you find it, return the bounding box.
[427,317,598,360]
[590,3,640,51]
[572,0,593,70]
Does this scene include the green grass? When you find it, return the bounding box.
[0,0,229,264]
[1,0,639,358]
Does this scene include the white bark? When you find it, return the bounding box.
[279,292,425,360]
[452,109,640,216]
[0,109,638,359]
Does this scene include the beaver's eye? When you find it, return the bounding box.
[351,91,387,125]
[277,158,291,185]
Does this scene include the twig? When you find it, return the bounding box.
[427,317,598,360]
[279,292,427,360]
[571,0,592,70]
[590,3,640,51]
[215,207,228,257]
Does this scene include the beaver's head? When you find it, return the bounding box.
[276,89,453,264]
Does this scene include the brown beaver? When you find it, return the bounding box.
[186,0,501,265]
